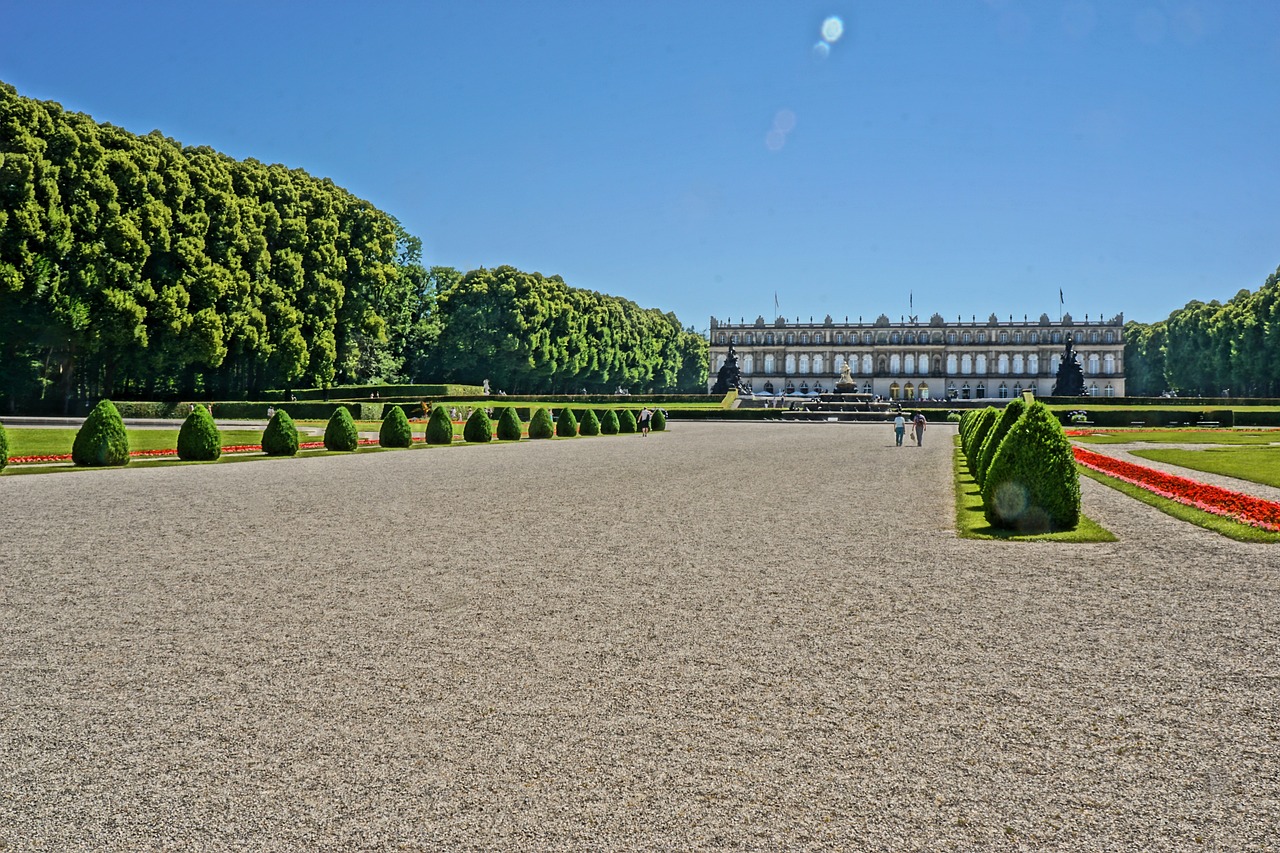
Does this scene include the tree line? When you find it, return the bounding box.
[0,83,707,413]
[1125,265,1280,397]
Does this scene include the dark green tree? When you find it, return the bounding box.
[650,408,666,432]
[618,408,637,434]
[974,398,1026,486]
[982,403,1080,532]
[600,409,619,435]
[578,408,600,436]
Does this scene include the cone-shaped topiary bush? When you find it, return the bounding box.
[556,407,579,437]
[965,407,999,469]
[72,399,130,467]
[618,408,638,434]
[600,409,620,435]
[464,408,493,442]
[651,409,666,432]
[496,407,523,441]
[324,407,359,452]
[379,406,413,448]
[262,409,300,456]
[177,405,222,461]
[426,405,454,445]
[528,407,554,439]
[975,398,1027,486]
[0,421,8,472]
[982,402,1080,533]
[578,408,600,436]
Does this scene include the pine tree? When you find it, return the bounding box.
[528,407,554,439]
[496,407,523,441]
[578,408,600,436]
[600,409,620,435]
[982,402,1081,532]
[262,409,300,456]
[177,405,222,461]
[324,407,359,452]
[426,405,455,445]
[556,407,579,437]
[379,406,413,448]
[464,408,493,442]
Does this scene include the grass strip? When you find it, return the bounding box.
[1069,428,1280,445]
[1077,467,1280,543]
[1130,446,1280,490]
[953,441,1115,542]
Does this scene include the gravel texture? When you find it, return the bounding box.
[1,421,1277,850]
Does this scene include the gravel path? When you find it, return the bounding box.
[2,422,1277,850]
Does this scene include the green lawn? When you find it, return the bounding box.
[1130,446,1280,489]
[953,443,1115,542]
[5,428,269,459]
[1071,429,1280,445]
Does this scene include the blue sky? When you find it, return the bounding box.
[4,1,1278,331]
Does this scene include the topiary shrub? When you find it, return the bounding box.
[650,409,666,432]
[262,409,300,456]
[578,408,600,436]
[72,399,130,467]
[324,407,359,452]
[379,405,413,448]
[496,407,523,441]
[618,408,638,434]
[556,407,579,438]
[464,408,493,443]
[982,402,1081,533]
[528,407,554,439]
[426,405,455,445]
[975,399,1027,487]
[600,409,620,435]
[964,407,999,469]
[177,405,222,461]
[0,421,8,472]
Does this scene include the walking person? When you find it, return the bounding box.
[638,407,653,436]
[913,411,926,446]
[893,413,906,446]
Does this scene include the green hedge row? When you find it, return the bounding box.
[1059,408,1235,428]
[261,384,483,401]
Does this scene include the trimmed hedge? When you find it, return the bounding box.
[618,409,638,434]
[262,383,482,401]
[964,407,999,466]
[982,402,1080,532]
[556,408,579,438]
[600,409,620,434]
[0,421,7,471]
[578,408,600,436]
[1054,407,1236,428]
[324,407,360,452]
[262,410,300,456]
[974,398,1027,487]
[177,406,222,461]
[72,400,130,467]
[496,407,523,441]
[528,408,554,439]
[379,406,413,448]
[426,406,455,445]
[650,409,666,432]
[464,408,493,443]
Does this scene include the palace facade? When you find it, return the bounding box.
[708,312,1126,400]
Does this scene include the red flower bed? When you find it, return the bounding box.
[8,437,381,465]
[1074,446,1280,531]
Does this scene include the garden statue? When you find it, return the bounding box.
[836,360,857,393]
[711,342,744,395]
[1052,334,1085,396]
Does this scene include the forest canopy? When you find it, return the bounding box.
[0,82,707,412]
[1124,265,1280,397]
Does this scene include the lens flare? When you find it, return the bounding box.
[821,16,844,43]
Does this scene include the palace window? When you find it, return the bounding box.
[975,354,987,373]
[962,332,972,344]
[977,332,987,343]
[932,355,942,374]
[1088,383,1099,396]
[862,382,872,395]
[961,383,971,400]
[745,333,753,344]
[835,333,844,344]
[998,383,1008,398]
[1028,353,1039,375]
[1051,332,1062,343]
[1012,353,1024,374]
[1104,384,1115,397]
[730,334,738,343]
[1087,354,1100,374]
[743,354,754,373]
[764,354,776,373]
[864,332,874,344]
[997,354,1009,374]
[785,354,795,374]
[946,354,958,373]
[905,333,916,344]
[1089,331,1099,343]
[861,354,873,373]
[800,333,809,344]
[889,382,900,399]
[1104,331,1115,343]
[1029,332,1039,344]
[890,354,901,373]
[717,333,727,343]
[813,354,824,374]
[877,356,887,373]
[999,331,1008,343]
[919,382,930,400]
[960,354,972,374]
[814,333,823,344]
[976,382,986,398]
[1012,383,1022,396]
[903,383,915,400]
[786,333,795,344]
[890,332,901,344]
[799,354,810,373]
[947,332,957,344]
[765,332,774,344]
[1104,353,1116,374]
[1014,332,1023,344]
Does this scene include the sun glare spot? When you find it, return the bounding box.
[821,16,844,43]
[765,129,787,152]
[772,110,797,134]
[812,41,831,60]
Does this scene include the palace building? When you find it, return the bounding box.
[708,312,1126,400]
